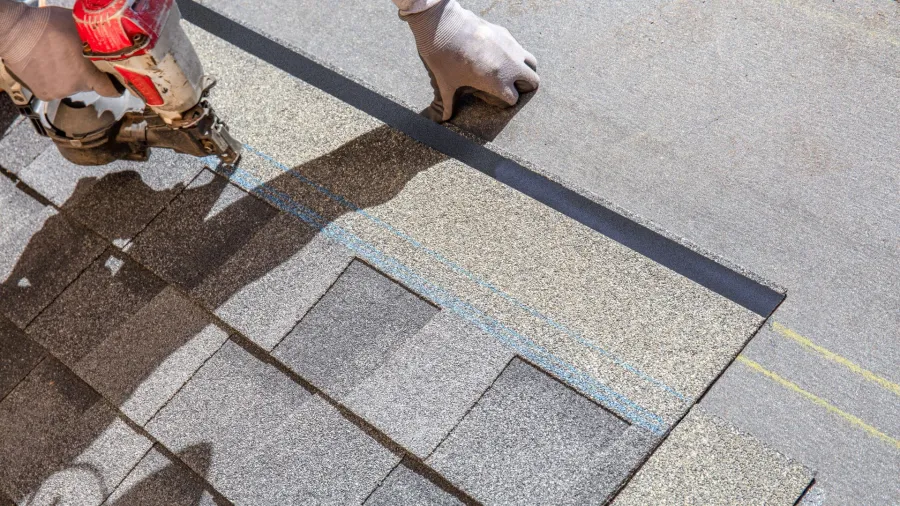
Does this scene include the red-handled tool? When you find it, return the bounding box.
[1,0,241,166]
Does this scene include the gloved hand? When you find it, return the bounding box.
[0,1,119,101]
[401,0,539,122]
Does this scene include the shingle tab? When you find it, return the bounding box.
[0,177,106,328]
[74,286,230,425]
[0,119,51,175]
[0,317,44,400]
[611,407,814,506]
[428,358,630,505]
[103,446,227,506]
[273,260,437,398]
[17,147,204,242]
[146,339,399,505]
[0,358,151,505]
[364,462,463,506]
[129,170,278,291]
[343,310,513,457]
[191,210,353,350]
[27,249,167,367]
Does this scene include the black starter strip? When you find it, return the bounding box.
[178,0,784,317]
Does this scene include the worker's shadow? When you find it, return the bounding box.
[0,124,447,504]
[0,86,536,502]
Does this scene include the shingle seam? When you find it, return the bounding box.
[0,348,229,505]
[0,163,53,207]
[0,354,47,407]
[226,333,479,505]
[397,457,482,506]
[268,252,356,352]
[149,443,236,505]
[423,355,517,461]
[140,328,232,430]
[360,459,404,505]
[101,162,208,252]
[104,442,157,504]
[114,403,233,505]
[19,230,107,331]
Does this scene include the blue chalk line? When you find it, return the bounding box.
[220,161,668,435]
[241,143,691,404]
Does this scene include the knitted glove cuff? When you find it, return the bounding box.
[393,0,442,15]
[401,0,467,57]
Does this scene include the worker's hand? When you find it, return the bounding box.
[402,0,539,122]
[0,2,119,101]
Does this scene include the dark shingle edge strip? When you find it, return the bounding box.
[178,0,783,317]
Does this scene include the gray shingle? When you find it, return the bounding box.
[0,170,43,219]
[146,339,399,505]
[0,177,106,328]
[26,249,167,366]
[61,164,195,243]
[16,144,203,221]
[0,119,51,175]
[364,462,463,506]
[0,317,44,400]
[103,446,227,506]
[611,407,814,506]
[73,286,230,425]
[129,170,278,291]
[344,311,513,457]
[427,358,630,505]
[0,358,152,505]
[273,260,437,398]
[568,425,658,505]
[191,210,353,351]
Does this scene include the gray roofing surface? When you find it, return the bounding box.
[0,14,820,506]
[172,0,900,503]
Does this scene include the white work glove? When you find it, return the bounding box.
[401,0,540,122]
[0,0,118,101]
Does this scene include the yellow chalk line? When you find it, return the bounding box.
[736,355,900,450]
[771,321,900,398]
[774,0,900,47]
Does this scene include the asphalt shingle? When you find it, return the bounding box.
[191,209,353,351]
[273,260,437,398]
[0,317,44,400]
[17,147,203,241]
[0,358,151,505]
[73,286,230,425]
[343,310,513,457]
[181,22,768,428]
[26,248,167,367]
[0,120,51,175]
[129,169,279,291]
[103,446,227,506]
[146,339,399,505]
[427,358,631,505]
[0,176,106,328]
[611,407,814,506]
[364,462,463,506]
